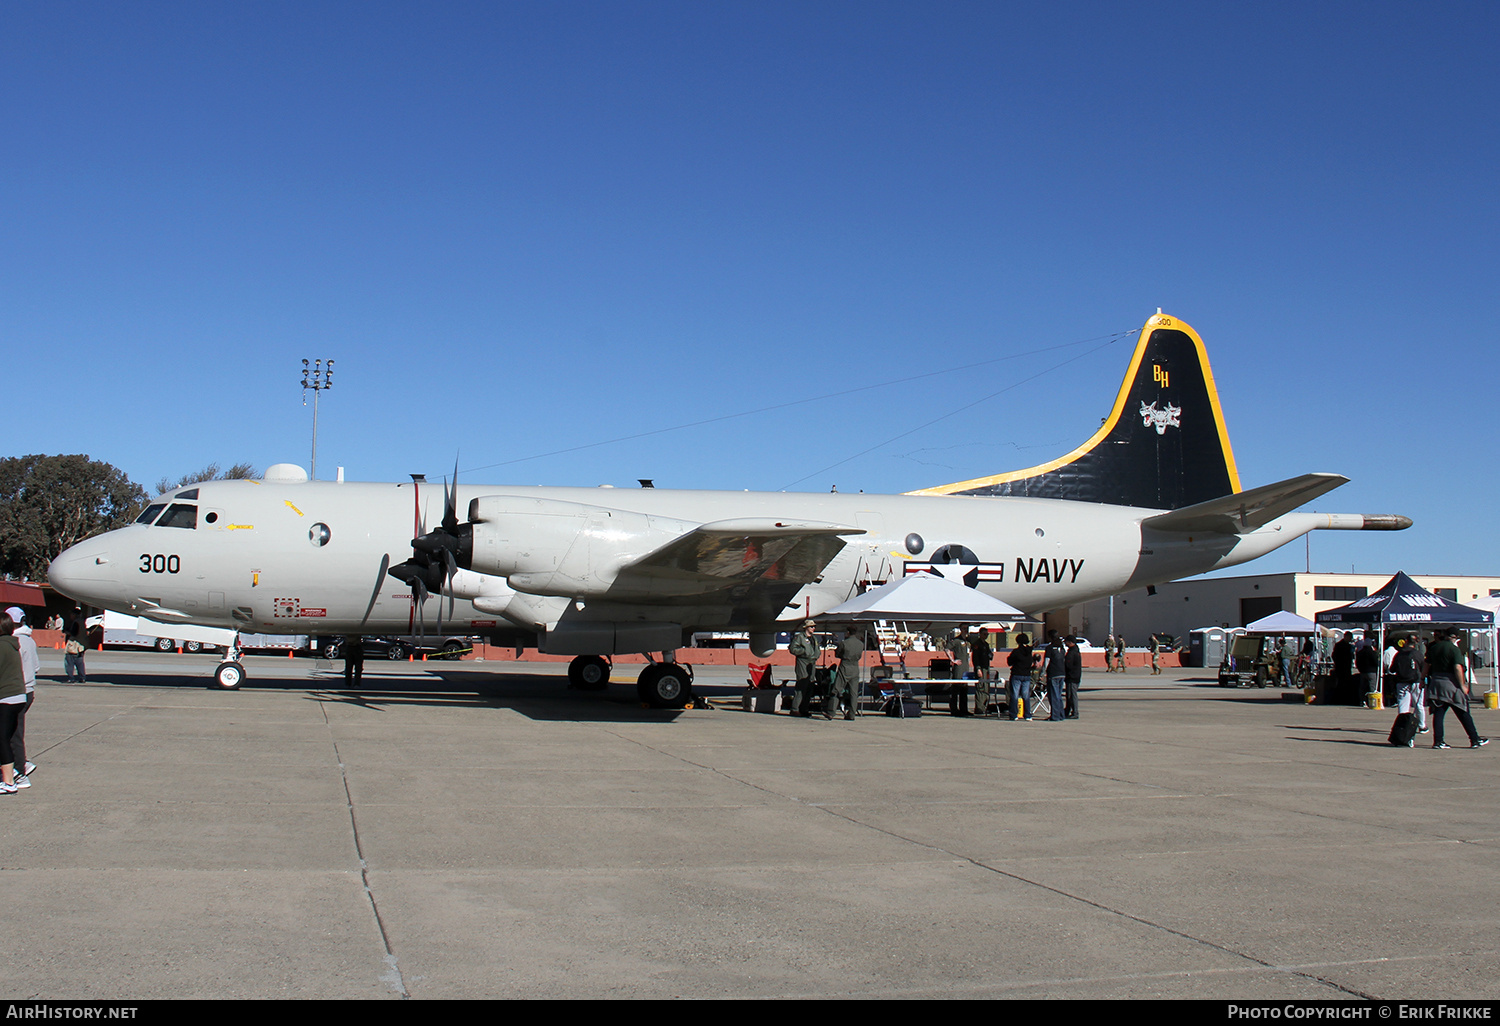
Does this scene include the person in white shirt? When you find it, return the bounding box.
[5,607,38,788]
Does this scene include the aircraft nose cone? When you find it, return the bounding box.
[48,540,122,607]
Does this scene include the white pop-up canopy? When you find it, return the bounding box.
[1242,610,1319,635]
[820,572,1026,624]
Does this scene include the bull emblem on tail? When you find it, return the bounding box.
[1139,400,1182,435]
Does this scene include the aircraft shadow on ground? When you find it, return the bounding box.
[309,682,687,723]
[1215,694,1307,704]
[43,672,686,724]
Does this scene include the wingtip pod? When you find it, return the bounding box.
[1318,514,1414,531]
[912,312,1241,509]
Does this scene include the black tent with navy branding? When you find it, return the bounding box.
[1315,572,1496,701]
[1314,571,1494,629]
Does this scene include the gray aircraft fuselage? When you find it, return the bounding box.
[48,476,1327,644]
[47,313,1406,658]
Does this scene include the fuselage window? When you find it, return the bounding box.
[156,503,198,530]
[135,504,167,525]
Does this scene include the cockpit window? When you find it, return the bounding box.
[156,503,198,530]
[174,488,199,500]
[135,503,167,525]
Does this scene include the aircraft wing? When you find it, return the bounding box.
[609,519,863,600]
[1142,473,1349,535]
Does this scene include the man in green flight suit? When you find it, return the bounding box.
[829,627,865,720]
[788,620,821,717]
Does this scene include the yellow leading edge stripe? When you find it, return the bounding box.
[905,313,1243,498]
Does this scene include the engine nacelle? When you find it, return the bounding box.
[464,495,693,598]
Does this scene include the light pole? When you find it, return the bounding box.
[301,358,333,479]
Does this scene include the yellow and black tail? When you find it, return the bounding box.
[909,313,1242,510]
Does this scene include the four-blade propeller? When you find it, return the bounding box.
[386,459,472,639]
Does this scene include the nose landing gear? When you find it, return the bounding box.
[214,634,246,690]
[214,660,244,690]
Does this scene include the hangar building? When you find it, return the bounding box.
[1069,572,1500,646]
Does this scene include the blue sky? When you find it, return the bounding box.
[5,1,1497,578]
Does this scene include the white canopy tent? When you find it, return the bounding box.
[820,572,1027,625]
[1460,595,1500,692]
[819,572,1029,719]
[1241,610,1319,635]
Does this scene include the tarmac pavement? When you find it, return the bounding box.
[3,650,1498,1000]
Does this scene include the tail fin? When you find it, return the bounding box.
[909,313,1242,509]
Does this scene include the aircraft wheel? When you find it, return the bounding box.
[568,655,611,690]
[155,637,174,652]
[215,661,245,690]
[387,642,407,661]
[637,662,693,709]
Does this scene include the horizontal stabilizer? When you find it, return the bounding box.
[1142,473,1349,535]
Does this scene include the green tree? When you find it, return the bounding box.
[154,462,257,496]
[0,455,150,581]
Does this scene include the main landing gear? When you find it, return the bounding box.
[567,654,612,690]
[567,653,695,709]
[636,660,694,710]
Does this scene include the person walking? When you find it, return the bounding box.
[1389,637,1427,741]
[5,607,38,788]
[1426,628,1488,750]
[0,616,26,795]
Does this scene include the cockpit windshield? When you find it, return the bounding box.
[155,503,198,530]
[135,503,167,525]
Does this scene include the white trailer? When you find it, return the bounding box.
[100,611,307,653]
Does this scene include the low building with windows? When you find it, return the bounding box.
[1068,572,1500,647]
